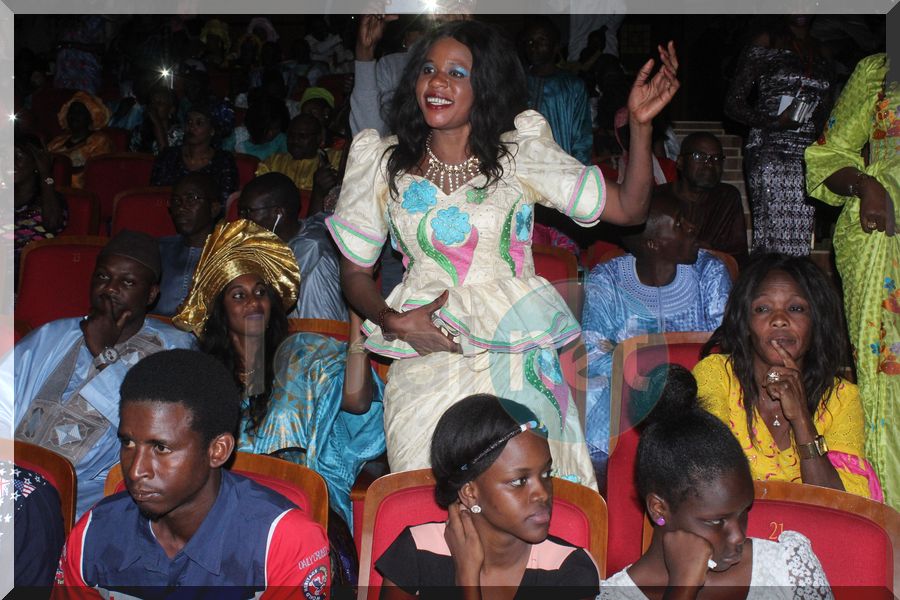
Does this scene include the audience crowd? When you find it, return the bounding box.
[8,12,892,598]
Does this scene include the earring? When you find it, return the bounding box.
[655,516,666,526]
[470,504,482,514]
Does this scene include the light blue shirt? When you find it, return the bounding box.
[12,317,196,518]
[582,251,731,459]
[288,213,348,322]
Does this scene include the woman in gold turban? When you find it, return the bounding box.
[173,218,385,540]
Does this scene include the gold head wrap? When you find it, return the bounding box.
[57,91,110,131]
[173,219,301,336]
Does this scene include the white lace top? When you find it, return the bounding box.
[598,531,833,600]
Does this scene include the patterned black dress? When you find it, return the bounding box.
[725,44,831,255]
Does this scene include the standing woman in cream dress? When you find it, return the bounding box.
[327,20,679,487]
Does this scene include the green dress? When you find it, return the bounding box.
[806,54,899,508]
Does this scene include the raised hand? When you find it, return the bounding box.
[356,14,399,61]
[445,502,484,587]
[382,290,461,355]
[627,41,680,125]
[763,340,807,424]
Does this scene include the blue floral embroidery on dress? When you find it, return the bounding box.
[871,343,881,355]
[431,206,471,246]
[515,204,533,242]
[402,180,437,214]
[538,348,563,385]
[827,116,836,129]
[886,277,896,292]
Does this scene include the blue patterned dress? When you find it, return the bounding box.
[238,332,386,528]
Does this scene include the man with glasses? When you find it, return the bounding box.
[654,131,749,266]
[238,172,347,321]
[153,173,222,316]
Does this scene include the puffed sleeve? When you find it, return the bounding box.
[512,110,606,226]
[325,129,390,267]
[805,54,886,208]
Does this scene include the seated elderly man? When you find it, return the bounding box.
[581,195,732,484]
[238,172,347,321]
[54,350,330,597]
[653,131,749,266]
[153,173,222,316]
[13,231,195,518]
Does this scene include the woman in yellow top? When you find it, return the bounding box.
[693,253,882,500]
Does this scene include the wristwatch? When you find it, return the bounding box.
[797,435,828,460]
[93,346,120,369]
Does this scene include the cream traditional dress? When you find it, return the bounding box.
[327,111,601,488]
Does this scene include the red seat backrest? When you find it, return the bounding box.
[82,153,156,224]
[582,239,622,271]
[362,479,599,597]
[234,153,260,190]
[16,237,107,330]
[747,499,892,595]
[51,153,73,189]
[111,187,176,238]
[606,334,709,574]
[58,188,99,236]
[532,244,580,316]
[102,127,131,153]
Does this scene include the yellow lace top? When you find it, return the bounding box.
[693,354,871,498]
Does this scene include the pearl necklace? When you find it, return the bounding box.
[424,135,480,194]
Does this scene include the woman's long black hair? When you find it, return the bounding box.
[199,283,289,434]
[385,20,528,199]
[702,253,849,440]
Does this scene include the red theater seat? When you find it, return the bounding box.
[110,187,175,238]
[16,236,107,330]
[82,153,156,224]
[605,331,711,574]
[58,187,99,236]
[356,469,607,599]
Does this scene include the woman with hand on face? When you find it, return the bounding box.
[328,19,679,488]
[692,253,881,500]
[600,364,833,599]
[377,394,600,599]
[173,219,385,537]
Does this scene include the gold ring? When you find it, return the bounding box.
[866,220,878,229]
